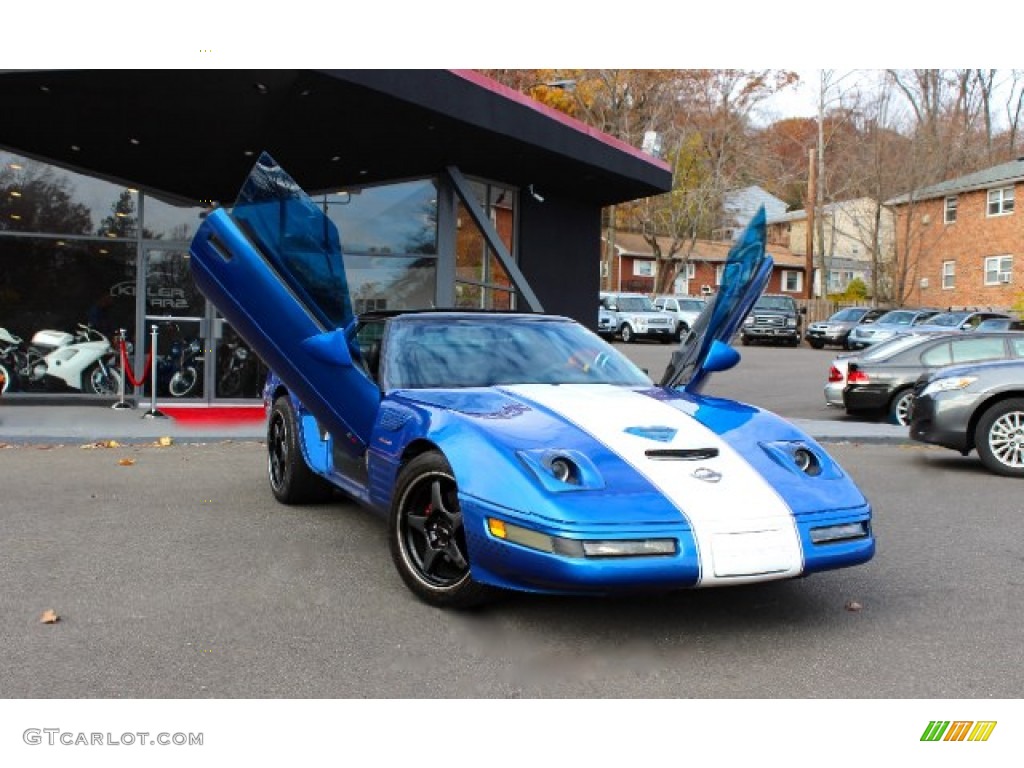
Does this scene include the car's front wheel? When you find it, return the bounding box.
[975,398,1024,477]
[267,396,335,503]
[619,324,634,343]
[808,338,824,349]
[389,451,492,608]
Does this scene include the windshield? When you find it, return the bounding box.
[680,299,706,311]
[753,296,796,311]
[874,310,915,326]
[830,308,865,322]
[616,296,656,312]
[383,316,652,389]
[926,312,969,327]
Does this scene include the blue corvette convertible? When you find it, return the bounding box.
[188,155,875,608]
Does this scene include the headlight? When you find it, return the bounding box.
[786,317,797,327]
[921,376,977,397]
[486,519,676,558]
[810,522,869,544]
[743,316,754,326]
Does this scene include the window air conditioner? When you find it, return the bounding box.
[700,285,713,295]
[999,273,1011,284]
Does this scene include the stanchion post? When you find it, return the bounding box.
[141,323,168,420]
[111,327,133,410]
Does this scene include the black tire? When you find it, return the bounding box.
[619,324,634,343]
[168,365,199,397]
[741,336,751,346]
[85,362,120,396]
[389,452,492,608]
[888,388,915,426]
[673,323,687,343]
[808,339,824,350]
[267,396,334,504]
[974,398,1024,477]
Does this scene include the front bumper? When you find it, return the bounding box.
[460,495,874,595]
[743,327,799,340]
[806,328,849,344]
[909,391,975,452]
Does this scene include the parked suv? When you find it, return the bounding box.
[599,292,675,343]
[740,293,804,346]
[652,295,707,341]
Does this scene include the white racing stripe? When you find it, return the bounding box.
[503,384,804,585]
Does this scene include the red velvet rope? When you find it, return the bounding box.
[119,338,153,387]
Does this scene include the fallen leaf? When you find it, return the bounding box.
[40,609,60,624]
[844,600,863,612]
[118,458,136,466]
[156,436,173,447]
[104,439,121,448]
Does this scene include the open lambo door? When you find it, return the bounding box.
[189,153,379,456]
[661,206,774,394]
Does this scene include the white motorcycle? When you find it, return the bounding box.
[0,323,122,395]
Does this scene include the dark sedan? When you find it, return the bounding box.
[910,357,1024,477]
[843,332,1024,425]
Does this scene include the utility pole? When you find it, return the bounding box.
[805,147,816,299]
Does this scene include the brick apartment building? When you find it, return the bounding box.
[601,231,806,297]
[888,158,1022,311]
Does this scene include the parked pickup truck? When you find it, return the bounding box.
[739,293,804,347]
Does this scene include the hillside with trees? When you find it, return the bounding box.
[481,69,1024,302]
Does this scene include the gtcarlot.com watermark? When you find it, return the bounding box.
[23,728,203,747]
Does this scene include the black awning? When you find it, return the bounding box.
[0,69,671,206]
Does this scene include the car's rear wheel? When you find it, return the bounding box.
[619,324,634,343]
[389,451,492,608]
[808,339,824,349]
[267,395,334,504]
[889,389,915,426]
[975,398,1024,477]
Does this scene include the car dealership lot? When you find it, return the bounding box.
[1,438,1020,698]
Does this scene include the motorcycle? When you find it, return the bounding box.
[217,336,258,398]
[0,323,122,395]
[152,322,204,398]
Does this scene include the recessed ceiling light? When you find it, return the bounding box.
[359,169,368,175]
[299,89,311,97]
[9,163,22,170]
[10,191,21,198]
[243,150,255,157]
[129,138,140,145]
[330,155,341,162]
[70,145,80,152]
[10,214,21,220]
[254,83,269,94]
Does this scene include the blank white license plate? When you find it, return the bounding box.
[711,530,797,577]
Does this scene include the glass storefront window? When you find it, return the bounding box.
[1,151,139,239]
[346,254,437,314]
[454,181,517,310]
[0,236,135,340]
[142,193,209,242]
[319,179,438,257]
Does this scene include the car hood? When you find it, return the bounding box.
[390,383,866,526]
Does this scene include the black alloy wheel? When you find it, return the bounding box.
[389,452,492,608]
[267,396,334,504]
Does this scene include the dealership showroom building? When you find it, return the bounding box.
[0,69,670,403]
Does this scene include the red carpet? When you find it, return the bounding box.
[160,405,267,426]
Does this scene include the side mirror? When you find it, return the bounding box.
[702,339,740,374]
[800,307,808,315]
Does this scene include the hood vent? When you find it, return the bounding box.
[645,448,719,461]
